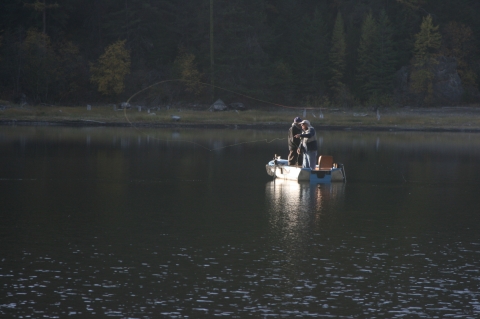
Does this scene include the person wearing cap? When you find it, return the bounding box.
[294,120,317,170]
[287,117,303,166]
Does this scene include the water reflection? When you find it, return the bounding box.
[266,179,345,215]
[2,127,480,318]
[265,180,345,263]
[266,179,345,225]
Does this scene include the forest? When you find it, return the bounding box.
[1,0,479,108]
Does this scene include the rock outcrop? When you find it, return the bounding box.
[394,56,464,105]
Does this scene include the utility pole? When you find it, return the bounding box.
[24,0,58,34]
[210,0,214,101]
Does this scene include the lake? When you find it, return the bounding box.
[1,125,480,318]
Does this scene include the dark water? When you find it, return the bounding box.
[1,126,480,318]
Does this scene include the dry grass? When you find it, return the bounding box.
[1,103,480,130]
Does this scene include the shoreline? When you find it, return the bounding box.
[2,104,480,133]
[2,119,480,133]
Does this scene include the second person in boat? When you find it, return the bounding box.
[294,120,318,170]
[288,117,303,166]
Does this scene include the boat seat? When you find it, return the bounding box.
[316,155,333,171]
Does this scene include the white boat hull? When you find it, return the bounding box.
[266,159,345,183]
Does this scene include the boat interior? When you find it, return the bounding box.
[288,155,337,171]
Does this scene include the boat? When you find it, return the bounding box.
[266,154,346,183]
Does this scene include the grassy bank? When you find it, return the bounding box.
[1,103,480,131]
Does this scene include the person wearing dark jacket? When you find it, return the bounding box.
[295,120,318,170]
[288,117,303,166]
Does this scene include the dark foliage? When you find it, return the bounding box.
[0,0,479,106]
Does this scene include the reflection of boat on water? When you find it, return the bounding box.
[266,155,346,183]
[266,178,345,211]
[265,179,345,244]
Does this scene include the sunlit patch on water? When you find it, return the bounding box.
[1,237,480,318]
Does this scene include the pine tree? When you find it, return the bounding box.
[356,11,397,104]
[356,13,378,100]
[20,29,57,103]
[294,6,330,99]
[328,12,346,101]
[443,21,477,89]
[410,15,442,105]
[55,40,89,104]
[213,0,271,99]
[373,11,397,96]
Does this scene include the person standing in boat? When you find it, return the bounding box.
[288,117,303,166]
[295,120,317,170]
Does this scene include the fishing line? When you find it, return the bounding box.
[137,135,285,152]
[125,79,311,111]
[122,79,297,151]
